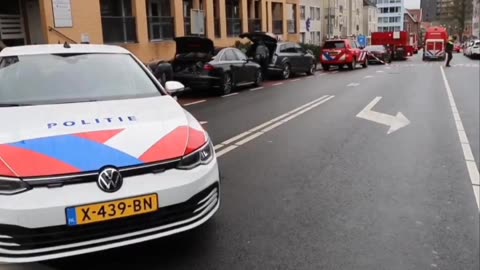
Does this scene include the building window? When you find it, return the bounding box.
[300,6,305,20]
[316,7,321,20]
[287,4,296,33]
[356,24,359,31]
[316,31,321,44]
[226,0,242,37]
[339,5,343,13]
[310,7,314,19]
[100,0,137,43]
[146,0,174,41]
[310,31,314,43]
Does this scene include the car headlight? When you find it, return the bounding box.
[177,140,214,170]
[0,177,30,195]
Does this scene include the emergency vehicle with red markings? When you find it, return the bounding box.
[320,39,368,71]
[371,31,413,60]
[422,26,448,61]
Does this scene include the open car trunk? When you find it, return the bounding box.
[240,32,277,62]
[172,37,215,74]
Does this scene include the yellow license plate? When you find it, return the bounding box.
[66,194,158,226]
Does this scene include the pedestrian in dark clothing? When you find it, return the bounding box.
[446,37,455,67]
[255,40,270,75]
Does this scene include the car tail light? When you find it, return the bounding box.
[204,64,215,72]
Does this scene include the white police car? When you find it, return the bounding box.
[0,44,219,263]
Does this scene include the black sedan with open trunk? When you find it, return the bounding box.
[172,37,263,95]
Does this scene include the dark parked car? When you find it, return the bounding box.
[240,32,316,80]
[172,37,263,95]
[364,45,392,64]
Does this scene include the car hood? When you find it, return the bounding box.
[0,96,206,178]
[239,32,277,45]
[174,36,214,55]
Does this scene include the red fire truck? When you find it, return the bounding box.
[371,31,413,60]
[422,26,448,61]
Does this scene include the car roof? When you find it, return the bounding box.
[0,44,131,57]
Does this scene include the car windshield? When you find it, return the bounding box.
[324,41,346,49]
[365,46,385,52]
[0,53,161,106]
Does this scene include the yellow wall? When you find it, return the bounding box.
[39,0,299,62]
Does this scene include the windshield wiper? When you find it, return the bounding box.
[0,103,32,107]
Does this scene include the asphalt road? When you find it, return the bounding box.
[5,53,479,270]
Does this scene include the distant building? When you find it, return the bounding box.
[363,0,378,37]
[377,0,405,32]
[421,0,437,22]
[299,0,323,44]
[347,0,364,36]
[473,0,480,38]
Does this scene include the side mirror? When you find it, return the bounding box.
[165,81,185,96]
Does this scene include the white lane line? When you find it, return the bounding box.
[317,73,327,76]
[215,145,238,158]
[213,95,334,155]
[250,87,264,91]
[183,99,207,106]
[199,121,208,125]
[376,70,385,73]
[364,75,374,79]
[221,93,239,98]
[347,83,360,87]
[440,66,480,209]
[272,82,284,86]
[291,78,301,82]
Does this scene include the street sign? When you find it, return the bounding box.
[190,9,205,35]
[357,35,367,48]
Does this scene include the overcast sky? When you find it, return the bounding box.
[404,0,421,8]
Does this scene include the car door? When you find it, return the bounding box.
[280,43,298,70]
[233,48,256,83]
[294,43,310,71]
[350,40,360,61]
[223,49,244,84]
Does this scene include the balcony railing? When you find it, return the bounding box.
[248,19,261,32]
[101,16,137,43]
[214,18,221,37]
[227,18,242,37]
[272,20,283,34]
[287,20,296,33]
[148,16,174,41]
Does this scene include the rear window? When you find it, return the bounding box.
[0,53,161,106]
[323,41,346,49]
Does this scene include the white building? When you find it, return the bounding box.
[363,0,378,37]
[347,0,364,36]
[473,0,479,38]
[377,0,405,32]
[323,0,348,38]
[299,0,323,44]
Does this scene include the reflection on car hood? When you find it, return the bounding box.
[0,96,205,178]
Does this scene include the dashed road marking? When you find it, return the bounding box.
[199,121,208,125]
[291,78,301,82]
[347,83,360,87]
[221,93,239,98]
[376,70,385,73]
[364,75,374,79]
[440,66,480,210]
[183,99,207,106]
[250,87,264,91]
[215,95,335,157]
[272,82,284,86]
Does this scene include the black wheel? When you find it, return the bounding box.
[348,58,356,70]
[219,73,233,95]
[254,69,263,86]
[307,62,316,75]
[281,63,291,79]
[361,59,368,68]
[322,64,330,71]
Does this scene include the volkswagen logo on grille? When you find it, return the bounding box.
[97,167,123,193]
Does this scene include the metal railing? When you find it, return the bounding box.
[147,16,174,41]
[0,14,24,40]
[48,26,77,43]
[101,16,137,43]
[248,19,261,32]
[227,18,242,37]
[287,20,296,33]
[272,20,283,34]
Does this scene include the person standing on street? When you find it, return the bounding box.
[254,40,270,76]
[446,37,455,67]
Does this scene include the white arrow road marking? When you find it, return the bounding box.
[356,96,411,134]
[364,75,374,79]
[347,83,360,87]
